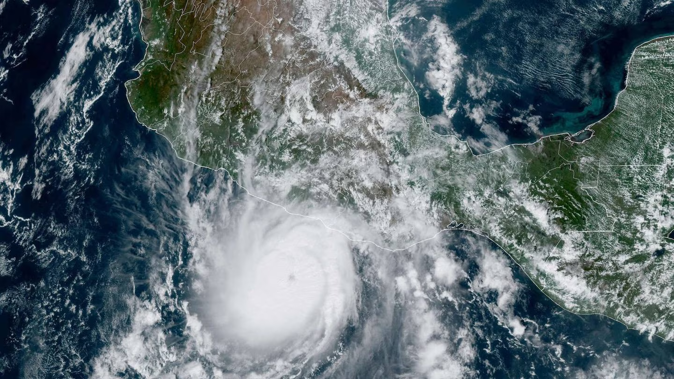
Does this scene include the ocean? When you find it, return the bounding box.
[391,0,674,149]
[0,0,672,376]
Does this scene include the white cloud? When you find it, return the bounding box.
[32,27,92,128]
[472,241,527,337]
[433,256,463,287]
[466,72,493,100]
[92,300,175,379]
[467,121,509,152]
[577,355,667,379]
[396,260,474,378]
[424,16,462,112]
[510,106,543,136]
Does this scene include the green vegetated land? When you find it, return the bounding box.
[432,38,674,338]
[127,0,262,174]
[127,0,674,339]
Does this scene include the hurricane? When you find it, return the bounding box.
[2,0,674,377]
[194,198,359,356]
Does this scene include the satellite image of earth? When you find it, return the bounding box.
[1,0,674,377]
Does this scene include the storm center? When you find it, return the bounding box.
[232,248,327,346]
[203,206,359,354]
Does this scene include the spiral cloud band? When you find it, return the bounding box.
[201,200,360,356]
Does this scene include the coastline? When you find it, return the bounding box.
[125,0,674,343]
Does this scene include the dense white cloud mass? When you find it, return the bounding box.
[424,16,462,111]
[202,201,360,352]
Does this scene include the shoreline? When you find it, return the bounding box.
[125,0,674,343]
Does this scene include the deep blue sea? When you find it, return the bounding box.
[391,0,674,150]
[0,0,672,377]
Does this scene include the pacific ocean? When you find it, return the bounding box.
[0,0,672,377]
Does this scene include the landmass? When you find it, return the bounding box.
[127,0,674,339]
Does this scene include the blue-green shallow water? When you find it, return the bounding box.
[0,0,671,377]
[391,0,674,150]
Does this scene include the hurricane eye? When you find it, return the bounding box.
[201,204,359,357]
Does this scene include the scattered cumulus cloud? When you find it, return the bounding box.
[424,16,462,112]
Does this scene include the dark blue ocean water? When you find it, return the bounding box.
[0,0,192,376]
[0,0,672,377]
[391,0,674,150]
